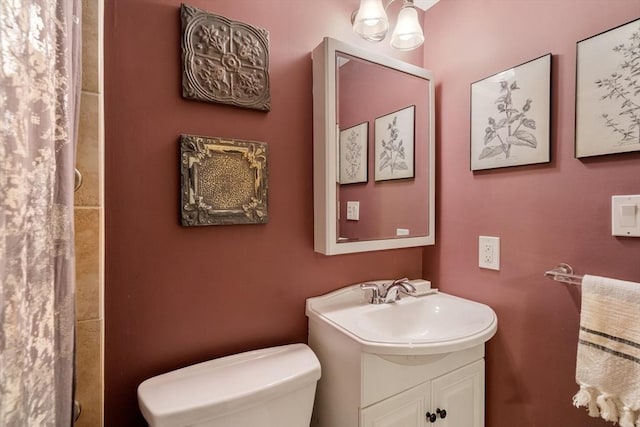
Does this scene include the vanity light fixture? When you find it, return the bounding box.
[390,1,424,50]
[352,0,425,51]
[352,0,389,42]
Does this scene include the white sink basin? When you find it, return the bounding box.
[306,282,497,355]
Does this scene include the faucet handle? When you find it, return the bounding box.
[360,283,383,304]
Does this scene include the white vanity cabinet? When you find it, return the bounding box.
[361,381,428,427]
[305,284,497,427]
[361,359,484,427]
[430,360,484,427]
[308,316,488,427]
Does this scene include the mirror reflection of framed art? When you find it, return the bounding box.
[339,121,368,184]
[374,105,415,181]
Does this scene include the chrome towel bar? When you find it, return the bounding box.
[544,263,583,286]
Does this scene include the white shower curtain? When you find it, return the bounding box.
[0,0,81,425]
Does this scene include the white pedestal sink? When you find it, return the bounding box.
[306,280,498,427]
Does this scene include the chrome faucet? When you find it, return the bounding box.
[384,278,417,302]
[360,278,416,304]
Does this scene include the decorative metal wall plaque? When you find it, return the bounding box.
[180,134,269,226]
[181,4,271,111]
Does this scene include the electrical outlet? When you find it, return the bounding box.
[479,236,500,270]
[346,201,359,221]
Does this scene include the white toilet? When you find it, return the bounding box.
[137,343,321,427]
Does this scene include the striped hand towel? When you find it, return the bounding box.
[573,275,640,427]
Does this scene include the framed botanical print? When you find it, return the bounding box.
[575,18,640,158]
[471,54,551,171]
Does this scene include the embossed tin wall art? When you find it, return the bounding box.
[181,4,271,111]
[180,134,269,226]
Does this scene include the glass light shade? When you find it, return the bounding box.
[353,0,389,42]
[390,4,424,50]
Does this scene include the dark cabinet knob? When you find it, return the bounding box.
[437,408,447,419]
[426,412,437,422]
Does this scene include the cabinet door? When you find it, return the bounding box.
[429,359,484,427]
[361,383,430,427]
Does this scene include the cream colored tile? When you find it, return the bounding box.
[75,319,103,427]
[75,208,100,321]
[82,0,100,93]
[75,92,100,207]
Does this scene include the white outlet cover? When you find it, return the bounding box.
[346,201,359,221]
[479,236,500,270]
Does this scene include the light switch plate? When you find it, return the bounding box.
[479,236,500,270]
[612,195,640,237]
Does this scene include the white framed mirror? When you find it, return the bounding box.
[312,37,435,255]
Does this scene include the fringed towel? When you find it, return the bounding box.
[573,275,640,427]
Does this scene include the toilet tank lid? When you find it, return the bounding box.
[137,343,321,427]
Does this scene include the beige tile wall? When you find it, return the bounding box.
[75,0,103,425]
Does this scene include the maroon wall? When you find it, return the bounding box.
[422,2,640,427]
[104,0,424,424]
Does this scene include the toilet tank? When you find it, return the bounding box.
[137,343,321,427]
